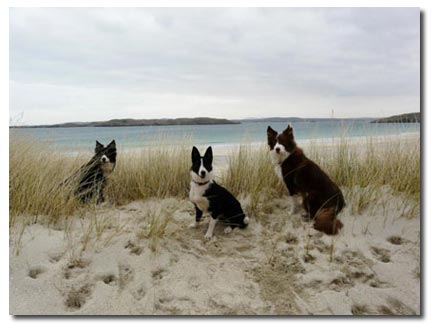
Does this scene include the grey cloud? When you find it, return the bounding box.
[10,8,419,124]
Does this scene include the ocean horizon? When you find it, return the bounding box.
[10,120,420,152]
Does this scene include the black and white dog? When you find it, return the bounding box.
[74,140,117,204]
[189,146,249,240]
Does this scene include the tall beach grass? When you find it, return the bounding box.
[104,146,190,205]
[9,135,83,226]
[10,132,420,227]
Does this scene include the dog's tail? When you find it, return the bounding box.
[239,215,249,229]
[313,208,343,235]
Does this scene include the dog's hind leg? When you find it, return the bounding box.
[313,208,343,235]
[301,193,314,221]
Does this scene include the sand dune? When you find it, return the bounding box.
[9,187,420,315]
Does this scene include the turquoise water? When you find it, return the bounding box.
[10,121,420,151]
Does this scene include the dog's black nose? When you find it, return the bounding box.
[102,156,108,163]
[275,147,280,153]
[200,170,206,177]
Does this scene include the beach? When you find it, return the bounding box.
[9,133,421,315]
[9,6,422,317]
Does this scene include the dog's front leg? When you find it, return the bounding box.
[289,195,303,215]
[205,217,217,240]
[97,189,105,204]
[189,204,203,228]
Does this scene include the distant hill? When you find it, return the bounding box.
[371,112,421,124]
[10,117,240,128]
[237,117,375,123]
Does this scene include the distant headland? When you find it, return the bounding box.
[10,117,240,128]
[371,112,420,124]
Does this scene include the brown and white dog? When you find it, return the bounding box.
[267,125,345,235]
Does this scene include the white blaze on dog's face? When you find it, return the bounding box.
[267,125,296,165]
[190,146,214,183]
[270,142,289,165]
[95,140,117,175]
[100,154,114,174]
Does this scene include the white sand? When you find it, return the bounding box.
[10,186,420,315]
[9,132,420,315]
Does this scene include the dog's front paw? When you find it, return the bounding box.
[289,203,301,215]
[188,222,199,229]
[224,226,233,234]
[204,232,213,240]
[96,201,110,209]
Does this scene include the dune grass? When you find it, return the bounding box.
[220,145,285,219]
[308,137,420,217]
[308,137,420,200]
[135,203,175,252]
[9,135,83,226]
[104,146,190,205]
[9,133,420,228]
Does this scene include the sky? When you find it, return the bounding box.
[9,8,420,125]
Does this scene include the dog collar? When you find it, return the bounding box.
[192,180,210,186]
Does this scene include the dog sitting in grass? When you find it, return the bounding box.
[73,140,117,204]
[189,146,249,239]
[267,125,345,235]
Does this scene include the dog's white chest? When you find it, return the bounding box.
[189,182,210,212]
[274,164,283,180]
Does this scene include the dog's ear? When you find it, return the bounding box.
[267,126,277,136]
[107,140,116,149]
[95,140,104,153]
[283,124,294,134]
[192,146,200,162]
[204,146,213,164]
[283,124,295,142]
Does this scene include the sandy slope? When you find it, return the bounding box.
[9,187,420,315]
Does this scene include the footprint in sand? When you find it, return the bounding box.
[151,268,166,281]
[63,258,91,280]
[98,274,117,286]
[131,283,147,301]
[370,246,391,263]
[379,297,417,315]
[328,275,354,292]
[387,235,404,245]
[303,253,316,264]
[368,278,392,289]
[47,251,64,264]
[28,266,46,279]
[351,304,370,315]
[351,297,416,315]
[64,283,93,311]
[335,249,391,288]
[124,240,143,256]
[118,263,134,289]
[285,232,299,245]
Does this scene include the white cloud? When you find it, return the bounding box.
[9,8,420,125]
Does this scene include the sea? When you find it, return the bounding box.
[10,120,420,151]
